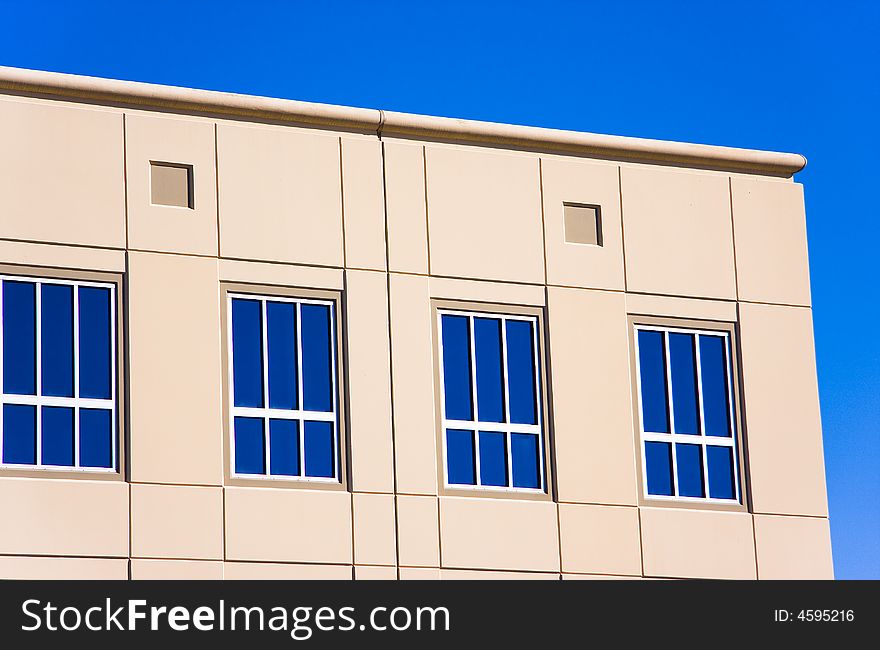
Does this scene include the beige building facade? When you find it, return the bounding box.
[0,66,831,580]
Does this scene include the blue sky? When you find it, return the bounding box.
[1,1,877,577]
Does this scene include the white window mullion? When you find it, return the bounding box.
[444,419,539,435]
[694,334,711,497]
[642,431,735,446]
[73,282,81,468]
[260,299,271,475]
[471,430,481,486]
[35,281,42,466]
[467,315,481,486]
[296,301,306,478]
[232,406,334,422]
[500,317,513,488]
[663,331,679,497]
[468,315,479,424]
[263,416,271,475]
[1,394,112,409]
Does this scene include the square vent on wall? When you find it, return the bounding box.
[150,161,193,209]
[563,203,602,246]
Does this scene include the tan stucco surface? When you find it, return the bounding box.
[0,70,829,580]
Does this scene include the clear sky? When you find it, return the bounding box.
[1,1,877,578]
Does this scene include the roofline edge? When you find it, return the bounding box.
[0,66,807,177]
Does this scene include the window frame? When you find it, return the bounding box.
[0,265,124,480]
[629,316,749,512]
[433,300,553,500]
[221,283,347,490]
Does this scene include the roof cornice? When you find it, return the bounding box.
[0,66,806,177]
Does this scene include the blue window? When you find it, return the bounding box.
[229,293,339,481]
[0,276,117,471]
[635,325,740,503]
[438,310,545,492]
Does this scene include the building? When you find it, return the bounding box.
[0,66,832,580]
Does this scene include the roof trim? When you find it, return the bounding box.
[0,66,806,177]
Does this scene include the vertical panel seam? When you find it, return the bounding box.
[127,483,132,580]
[338,138,347,269]
[123,247,132,580]
[538,158,549,286]
[380,139,402,579]
[349,492,356,575]
[728,176,740,301]
[214,123,221,258]
[422,147,431,276]
[555,501,563,579]
[751,512,760,579]
[342,268,356,572]
[122,114,129,251]
[436,495,443,572]
[617,166,628,292]
[637,506,646,577]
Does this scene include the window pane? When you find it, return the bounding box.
[478,430,508,487]
[2,403,36,464]
[446,428,475,485]
[234,416,265,474]
[269,418,300,476]
[441,315,473,421]
[507,320,538,425]
[676,443,705,497]
[474,318,505,423]
[637,330,669,433]
[511,432,540,489]
[80,408,112,468]
[267,301,298,410]
[304,420,334,478]
[41,406,74,467]
[669,333,700,435]
[707,445,736,500]
[699,335,732,437]
[3,281,36,395]
[301,304,334,412]
[645,441,673,496]
[41,284,74,398]
[231,299,264,408]
[78,286,112,400]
